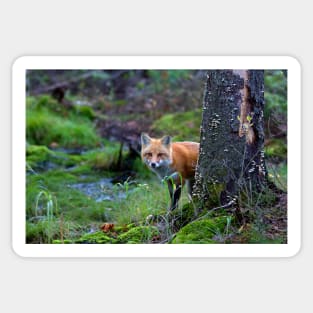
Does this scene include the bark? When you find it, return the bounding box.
[193,70,266,208]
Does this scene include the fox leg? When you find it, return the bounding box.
[186,178,195,201]
[171,185,182,210]
[167,181,182,210]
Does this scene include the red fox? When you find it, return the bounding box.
[141,133,199,210]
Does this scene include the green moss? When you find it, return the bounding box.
[170,202,198,230]
[265,139,287,159]
[74,105,96,120]
[75,231,117,244]
[205,183,225,207]
[26,145,54,168]
[151,110,201,141]
[114,99,127,107]
[264,70,287,118]
[27,109,100,148]
[52,239,73,244]
[26,169,108,225]
[26,96,101,149]
[114,223,136,233]
[27,140,124,175]
[26,219,62,244]
[26,143,122,174]
[28,95,61,112]
[171,216,230,244]
[68,164,93,175]
[118,226,160,243]
[28,95,96,120]
[268,162,287,191]
[83,145,120,171]
[26,144,83,171]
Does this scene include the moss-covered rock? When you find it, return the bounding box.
[75,231,117,244]
[171,216,231,244]
[26,144,84,171]
[26,145,54,169]
[117,226,160,243]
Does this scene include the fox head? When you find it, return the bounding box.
[140,133,172,169]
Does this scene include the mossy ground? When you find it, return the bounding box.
[26,96,101,149]
[26,113,191,243]
[26,141,286,244]
[26,97,196,244]
[151,110,202,142]
[26,153,192,243]
[265,138,287,192]
[171,216,231,244]
[118,226,160,244]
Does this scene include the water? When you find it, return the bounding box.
[70,178,126,202]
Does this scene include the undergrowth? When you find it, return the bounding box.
[26,96,101,149]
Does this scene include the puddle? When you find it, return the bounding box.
[70,178,126,202]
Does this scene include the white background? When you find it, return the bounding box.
[1,1,310,312]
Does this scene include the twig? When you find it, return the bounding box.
[193,200,236,222]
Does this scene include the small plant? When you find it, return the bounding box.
[34,188,59,243]
[35,189,58,217]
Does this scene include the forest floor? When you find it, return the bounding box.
[25,70,288,244]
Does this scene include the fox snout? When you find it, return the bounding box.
[147,160,163,169]
[144,158,161,169]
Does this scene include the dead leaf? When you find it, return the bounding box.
[101,223,114,233]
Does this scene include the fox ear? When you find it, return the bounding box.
[161,135,172,146]
[141,133,151,146]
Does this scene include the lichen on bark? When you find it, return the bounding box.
[193,70,267,209]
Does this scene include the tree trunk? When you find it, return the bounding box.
[193,70,267,209]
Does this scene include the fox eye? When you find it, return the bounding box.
[145,153,152,158]
[157,153,165,158]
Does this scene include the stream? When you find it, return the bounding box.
[70,178,127,202]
